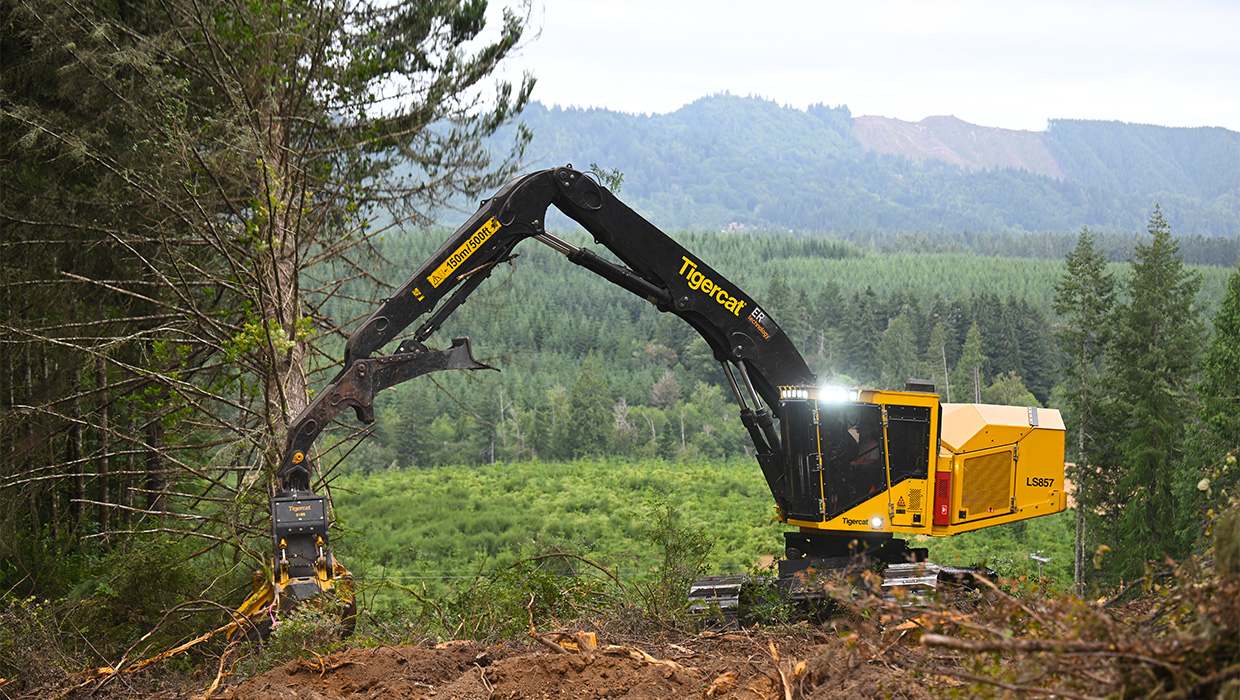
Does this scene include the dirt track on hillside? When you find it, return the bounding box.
[213,632,932,700]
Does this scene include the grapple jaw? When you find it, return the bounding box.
[229,489,356,641]
[230,558,356,641]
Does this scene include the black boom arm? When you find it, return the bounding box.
[280,166,816,508]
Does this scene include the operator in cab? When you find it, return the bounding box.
[851,413,884,497]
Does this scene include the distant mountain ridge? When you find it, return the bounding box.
[482,94,1239,238]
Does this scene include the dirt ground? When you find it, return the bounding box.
[212,632,932,700]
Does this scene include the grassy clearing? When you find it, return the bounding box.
[332,456,1078,603]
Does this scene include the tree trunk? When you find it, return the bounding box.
[941,345,951,403]
[71,367,84,533]
[498,387,508,450]
[679,406,686,454]
[1074,338,1088,595]
[146,410,167,517]
[97,358,110,546]
[257,134,309,485]
[124,439,135,528]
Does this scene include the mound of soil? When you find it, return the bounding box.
[215,633,932,700]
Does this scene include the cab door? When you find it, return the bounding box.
[781,398,825,523]
[883,404,933,528]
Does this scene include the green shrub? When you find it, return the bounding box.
[629,497,713,620]
[355,551,613,644]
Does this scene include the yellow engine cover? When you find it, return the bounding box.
[934,403,1067,534]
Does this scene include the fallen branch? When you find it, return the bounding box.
[922,633,1113,654]
[768,641,792,700]
[1103,570,1175,608]
[198,646,236,700]
[601,645,698,674]
[508,552,627,591]
[530,633,569,655]
[525,593,567,654]
[921,634,1180,673]
[921,662,1103,700]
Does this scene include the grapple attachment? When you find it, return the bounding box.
[229,493,356,641]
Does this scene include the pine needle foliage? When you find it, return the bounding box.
[1100,206,1204,581]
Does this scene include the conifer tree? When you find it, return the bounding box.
[1189,265,1240,524]
[952,323,986,403]
[2,0,532,565]
[879,313,918,390]
[1052,227,1115,591]
[1199,265,1240,452]
[983,371,1039,407]
[568,352,612,457]
[765,273,793,317]
[1011,298,1054,404]
[809,281,845,375]
[923,321,952,402]
[1103,206,1203,581]
[841,287,883,382]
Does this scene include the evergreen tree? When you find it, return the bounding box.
[809,281,845,376]
[879,313,918,390]
[1,0,531,578]
[568,352,612,457]
[1187,265,1240,528]
[1199,265,1240,452]
[983,371,1039,407]
[1011,298,1055,404]
[840,287,883,382]
[981,294,1021,381]
[928,293,968,370]
[888,290,928,354]
[680,338,723,390]
[540,385,572,461]
[952,323,987,403]
[788,289,816,349]
[1103,206,1203,581]
[1051,227,1116,591]
[923,321,953,402]
[809,281,844,336]
[764,272,794,331]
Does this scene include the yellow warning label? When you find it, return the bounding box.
[428,217,501,288]
[896,497,906,507]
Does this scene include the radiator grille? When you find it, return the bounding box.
[961,451,1012,516]
[908,488,922,511]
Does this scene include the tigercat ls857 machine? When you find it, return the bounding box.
[232,166,1065,633]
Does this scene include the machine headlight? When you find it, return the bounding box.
[870,516,883,529]
[820,386,849,403]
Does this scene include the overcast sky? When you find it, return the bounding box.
[488,0,1240,132]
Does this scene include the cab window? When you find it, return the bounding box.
[885,404,931,486]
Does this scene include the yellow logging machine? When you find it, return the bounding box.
[233,166,1065,631]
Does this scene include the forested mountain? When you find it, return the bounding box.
[482,94,1239,239]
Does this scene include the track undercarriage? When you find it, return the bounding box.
[688,532,995,620]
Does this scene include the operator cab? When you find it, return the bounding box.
[777,383,938,532]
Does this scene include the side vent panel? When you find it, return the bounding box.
[961,450,1013,517]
